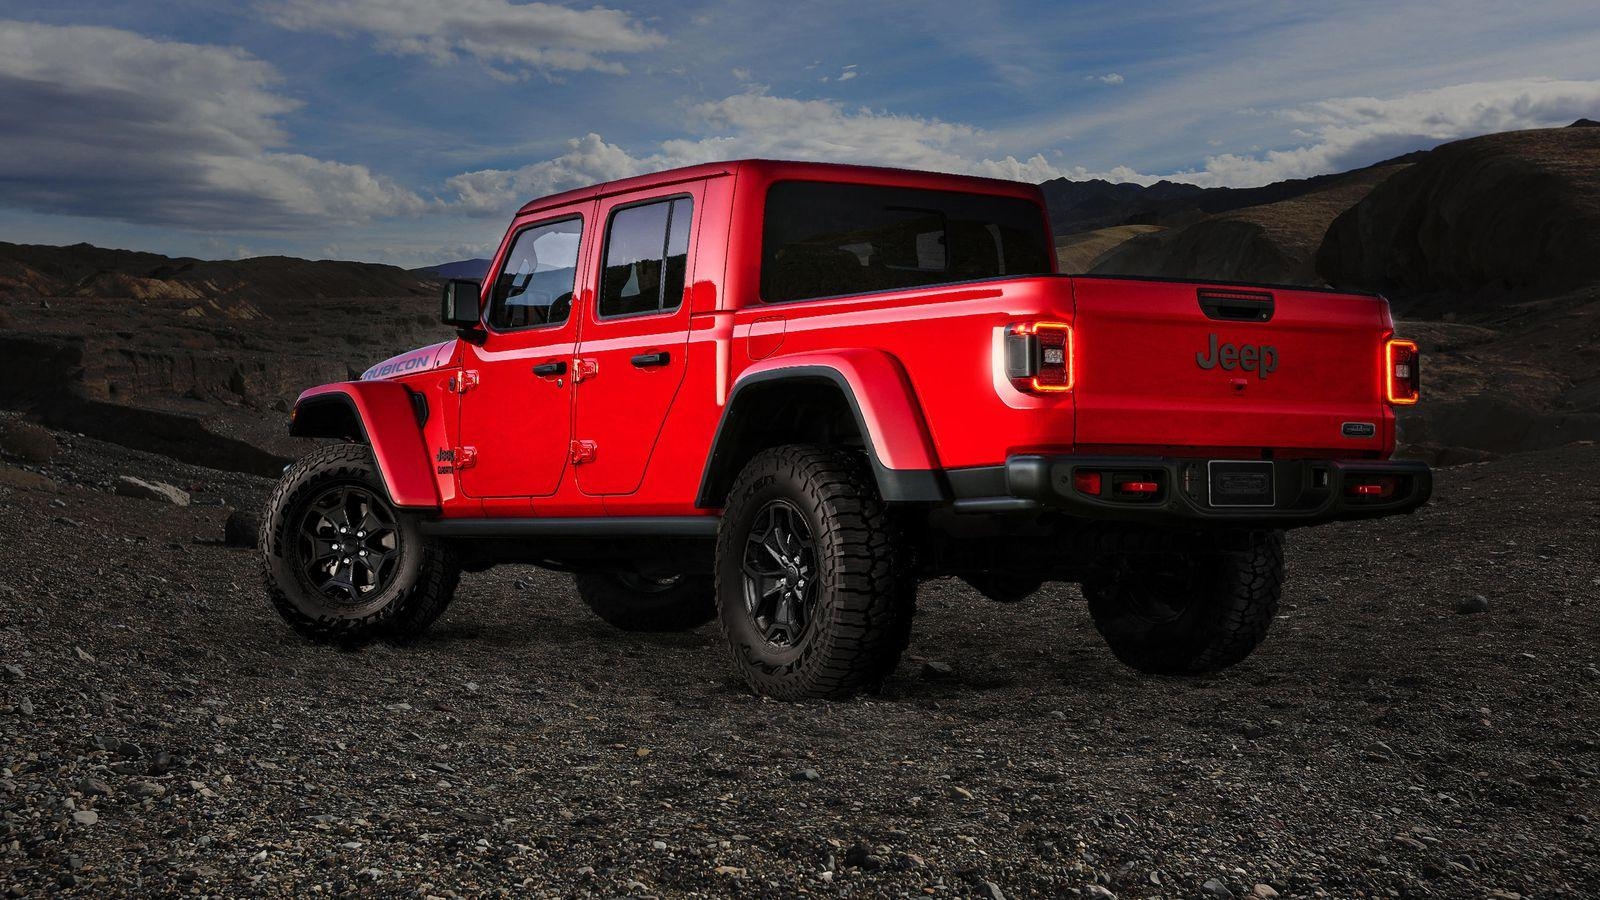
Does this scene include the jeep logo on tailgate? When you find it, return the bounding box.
[1196,333,1278,379]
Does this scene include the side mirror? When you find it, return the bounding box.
[440,279,483,329]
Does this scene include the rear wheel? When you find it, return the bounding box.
[261,444,459,643]
[1085,530,1283,674]
[714,445,914,700]
[573,571,715,632]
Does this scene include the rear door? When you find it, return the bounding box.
[571,183,701,495]
[1071,278,1389,452]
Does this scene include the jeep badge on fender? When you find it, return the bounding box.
[1196,332,1279,379]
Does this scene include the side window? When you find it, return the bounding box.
[599,197,693,318]
[488,216,582,331]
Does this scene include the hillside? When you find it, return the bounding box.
[0,242,437,302]
[1086,164,1410,285]
[414,258,493,280]
[1317,126,1600,299]
[1054,224,1164,273]
[1040,152,1427,237]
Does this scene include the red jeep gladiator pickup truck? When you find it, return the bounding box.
[262,160,1431,699]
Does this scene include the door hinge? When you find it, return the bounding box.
[452,445,478,469]
[450,370,480,393]
[573,358,599,383]
[569,439,597,465]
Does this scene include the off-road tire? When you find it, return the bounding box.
[1085,529,1283,675]
[573,572,715,632]
[715,445,914,700]
[261,444,459,643]
[962,573,1044,603]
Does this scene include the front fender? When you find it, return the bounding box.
[291,382,439,508]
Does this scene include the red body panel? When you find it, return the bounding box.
[304,159,1407,519]
[295,381,440,508]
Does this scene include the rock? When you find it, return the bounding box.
[1084,886,1118,899]
[127,780,166,799]
[980,881,1007,900]
[1456,595,1491,614]
[3,664,22,679]
[0,467,57,492]
[223,508,259,548]
[74,777,112,797]
[790,768,820,782]
[0,422,56,464]
[75,646,97,664]
[71,810,99,826]
[1252,885,1280,899]
[114,475,190,507]
[650,840,667,851]
[17,697,31,715]
[1202,879,1234,898]
[714,865,745,876]
[921,660,954,679]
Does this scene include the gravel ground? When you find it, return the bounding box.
[0,422,1596,898]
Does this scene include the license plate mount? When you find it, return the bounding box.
[1207,460,1276,508]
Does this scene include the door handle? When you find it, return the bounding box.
[532,360,568,377]
[630,351,670,368]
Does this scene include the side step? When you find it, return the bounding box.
[419,516,719,539]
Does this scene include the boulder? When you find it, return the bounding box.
[0,466,57,492]
[0,421,56,464]
[115,475,190,507]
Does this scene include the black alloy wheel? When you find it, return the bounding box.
[296,484,402,602]
[739,499,817,647]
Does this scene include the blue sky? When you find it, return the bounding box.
[1,0,1598,267]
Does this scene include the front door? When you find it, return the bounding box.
[458,208,589,499]
[572,186,700,495]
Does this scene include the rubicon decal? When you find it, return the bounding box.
[1196,333,1279,379]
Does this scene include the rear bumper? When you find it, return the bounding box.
[947,455,1432,527]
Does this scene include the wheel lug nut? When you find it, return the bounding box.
[358,550,367,557]
[357,531,366,538]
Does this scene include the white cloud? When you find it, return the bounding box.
[264,0,664,75]
[1091,73,1124,85]
[441,93,1087,215]
[1165,78,1600,187]
[838,70,858,82]
[0,20,424,230]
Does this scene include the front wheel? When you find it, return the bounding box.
[261,444,459,643]
[1085,529,1283,675]
[714,445,914,700]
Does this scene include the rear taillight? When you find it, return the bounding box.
[1385,338,1420,405]
[1346,475,1400,500]
[1005,322,1073,393]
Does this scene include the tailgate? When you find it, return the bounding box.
[1071,278,1391,452]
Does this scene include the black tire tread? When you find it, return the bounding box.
[260,443,459,644]
[715,445,913,700]
[1086,529,1283,675]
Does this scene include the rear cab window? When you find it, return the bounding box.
[760,181,1052,304]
